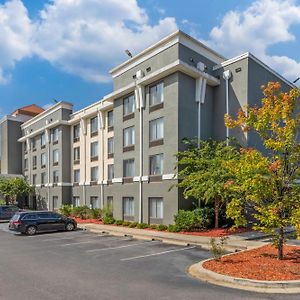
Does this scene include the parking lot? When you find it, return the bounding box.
[0,223,298,300]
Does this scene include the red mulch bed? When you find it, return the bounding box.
[203,244,300,281]
[178,227,250,237]
[72,217,103,224]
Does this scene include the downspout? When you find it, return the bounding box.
[98,110,105,209]
[45,129,51,210]
[223,70,232,145]
[80,118,87,206]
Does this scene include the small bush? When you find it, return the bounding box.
[210,237,228,261]
[0,199,6,205]
[149,224,158,230]
[101,206,113,219]
[157,224,168,231]
[103,216,115,224]
[128,222,138,228]
[122,221,131,227]
[59,205,72,217]
[136,223,149,229]
[167,224,180,232]
[91,208,102,219]
[174,208,214,231]
[114,220,124,226]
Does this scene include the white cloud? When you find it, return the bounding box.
[0,0,33,84]
[33,0,177,83]
[206,0,300,82]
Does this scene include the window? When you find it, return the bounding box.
[150,154,164,175]
[24,158,28,170]
[149,197,163,219]
[123,197,134,217]
[53,149,59,165]
[52,127,59,143]
[123,159,134,177]
[91,166,99,182]
[41,172,46,184]
[123,126,135,147]
[90,197,99,209]
[108,164,114,180]
[74,169,80,183]
[73,124,80,141]
[53,196,59,210]
[41,153,46,167]
[32,156,37,168]
[73,197,80,207]
[74,147,80,162]
[22,214,37,220]
[53,170,59,183]
[150,82,164,106]
[107,110,113,127]
[90,116,98,134]
[123,94,135,116]
[91,142,98,159]
[41,132,46,147]
[32,174,37,185]
[32,138,36,150]
[108,137,114,155]
[149,117,164,141]
[107,196,113,210]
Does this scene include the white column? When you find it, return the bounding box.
[80,118,87,205]
[223,70,232,145]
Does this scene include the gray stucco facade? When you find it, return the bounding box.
[3,30,294,224]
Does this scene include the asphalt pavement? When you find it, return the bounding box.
[0,223,298,300]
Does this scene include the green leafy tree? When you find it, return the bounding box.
[0,177,34,205]
[224,82,300,260]
[174,139,240,228]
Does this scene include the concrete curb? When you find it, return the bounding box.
[189,259,300,294]
[77,223,265,251]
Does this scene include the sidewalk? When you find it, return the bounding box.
[78,223,267,251]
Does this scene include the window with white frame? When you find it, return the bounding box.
[73,196,80,207]
[149,154,164,175]
[107,196,113,210]
[74,147,80,161]
[41,172,46,184]
[41,153,46,167]
[108,137,114,155]
[53,149,59,164]
[123,197,134,217]
[32,138,36,150]
[32,174,37,185]
[123,159,134,177]
[91,166,99,182]
[123,95,135,116]
[53,170,59,183]
[52,127,59,142]
[90,196,99,209]
[24,158,28,170]
[107,110,113,127]
[90,116,98,134]
[74,169,80,183]
[91,142,98,158]
[123,126,135,147]
[73,124,80,140]
[149,197,163,219]
[107,164,114,180]
[32,156,37,168]
[41,132,46,147]
[149,82,164,106]
[53,196,59,210]
[149,117,164,141]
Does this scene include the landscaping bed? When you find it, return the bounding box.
[203,244,300,281]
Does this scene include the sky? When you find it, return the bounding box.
[1,0,300,117]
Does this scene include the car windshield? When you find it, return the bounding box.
[11,214,20,221]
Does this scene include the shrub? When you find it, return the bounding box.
[91,208,102,219]
[0,199,6,205]
[136,223,149,229]
[157,224,168,231]
[174,208,214,231]
[59,205,72,217]
[167,224,180,232]
[122,221,131,227]
[103,216,115,224]
[114,220,124,226]
[149,224,158,230]
[128,222,138,228]
[101,206,113,219]
[210,237,228,261]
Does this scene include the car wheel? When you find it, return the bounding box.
[26,225,37,236]
[65,222,75,231]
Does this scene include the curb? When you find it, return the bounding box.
[188,259,300,294]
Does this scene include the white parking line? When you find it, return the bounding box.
[87,240,160,254]
[42,234,108,242]
[120,246,196,261]
[61,236,132,247]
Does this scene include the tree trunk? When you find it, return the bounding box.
[277,227,284,260]
[5,195,9,205]
[214,199,220,229]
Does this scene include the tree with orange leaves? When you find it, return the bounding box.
[224,82,300,260]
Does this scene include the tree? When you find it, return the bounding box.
[174,139,240,228]
[224,82,300,260]
[0,177,34,205]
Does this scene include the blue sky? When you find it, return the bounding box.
[1,0,300,117]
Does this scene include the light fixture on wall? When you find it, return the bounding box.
[293,77,300,83]
[125,49,133,58]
